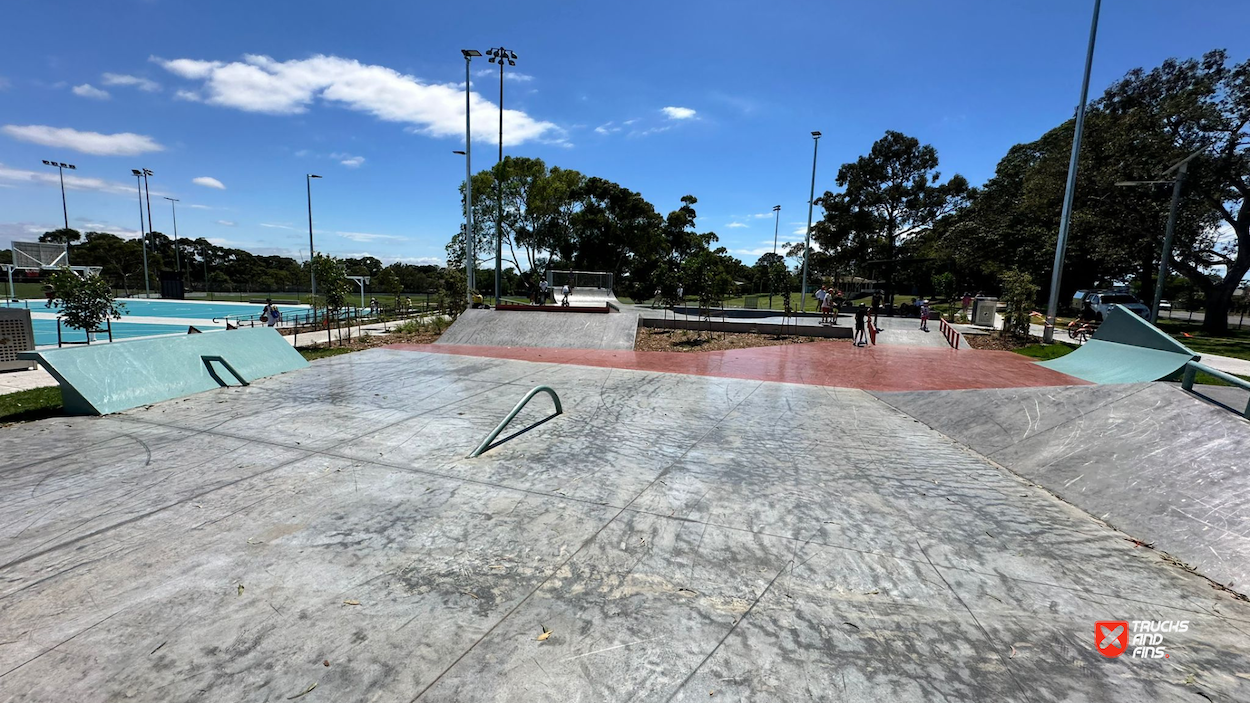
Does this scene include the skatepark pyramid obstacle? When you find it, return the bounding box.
[1037,306,1198,384]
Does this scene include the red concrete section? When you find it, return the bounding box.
[386,341,1087,392]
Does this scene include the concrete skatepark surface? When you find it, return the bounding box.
[2,348,1249,701]
[437,308,639,350]
[871,383,1250,594]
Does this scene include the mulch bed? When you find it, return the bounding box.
[303,329,443,351]
[963,334,1036,352]
[635,328,825,353]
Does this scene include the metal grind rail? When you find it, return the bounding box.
[468,385,563,458]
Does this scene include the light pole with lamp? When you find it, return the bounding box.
[800,131,821,314]
[1115,148,1202,322]
[487,46,517,308]
[770,204,781,309]
[1042,0,1102,343]
[307,174,322,302]
[163,197,181,273]
[131,169,151,298]
[460,47,482,306]
[41,160,76,262]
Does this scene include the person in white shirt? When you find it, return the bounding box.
[540,278,549,304]
[816,286,828,323]
[561,284,570,307]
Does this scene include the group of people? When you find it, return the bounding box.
[814,286,845,325]
[259,300,282,327]
[530,279,572,306]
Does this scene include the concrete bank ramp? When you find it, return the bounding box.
[437,308,639,350]
[871,382,1250,594]
[1039,306,1197,383]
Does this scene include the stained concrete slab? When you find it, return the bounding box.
[437,308,639,350]
[1,350,1248,701]
[872,383,1250,595]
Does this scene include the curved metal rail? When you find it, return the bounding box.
[469,385,563,458]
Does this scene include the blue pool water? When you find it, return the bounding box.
[8,298,308,347]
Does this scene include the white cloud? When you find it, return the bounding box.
[331,152,364,168]
[152,53,560,146]
[594,121,622,135]
[186,204,212,210]
[661,106,696,120]
[174,89,200,102]
[474,69,535,82]
[751,212,775,219]
[193,176,226,189]
[0,162,143,196]
[260,223,295,230]
[792,226,809,236]
[1,125,163,156]
[336,231,407,242]
[72,83,110,100]
[216,220,237,227]
[730,246,781,259]
[101,73,161,92]
[726,222,748,229]
[629,125,671,138]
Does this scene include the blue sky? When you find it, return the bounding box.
[1,0,1247,267]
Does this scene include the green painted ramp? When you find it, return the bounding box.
[20,328,308,415]
[1038,306,1197,384]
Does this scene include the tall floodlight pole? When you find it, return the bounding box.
[132,170,151,298]
[800,131,821,314]
[307,174,322,301]
[461,49,482,305]
[41,160,76,264]
[1043,0,1102,343]
[488,46,517,308]
[40,160,75,231]
[163,197,181,272]
[770,204,782,308]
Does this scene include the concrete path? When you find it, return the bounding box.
[0,366,56,394]
[0,349,1246,701]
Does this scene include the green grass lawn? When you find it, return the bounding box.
[1153,319,1250,361]
[298,346,357,361]
[1012,342,1078,361]
[0,386,63,424]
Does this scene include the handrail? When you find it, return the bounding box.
[202,354,250,386]
[468,385,563,457]
[938,316,962,349]
[1181,360,1250,418]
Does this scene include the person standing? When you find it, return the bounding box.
[854,304,870,346]
[540,278,550,304]
[815,285,827,321]
[919,299,931,332]
[652,286,662,308]
[871,291,883,329]
[676,284,684,304]
[267,302,281,327]
[961,292,972,318]
[561,283,570,307]
[831,289,844,325]
[260,301,272,326]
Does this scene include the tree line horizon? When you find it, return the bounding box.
[11,48,1249,334]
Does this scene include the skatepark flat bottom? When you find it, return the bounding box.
[2,347,1247,702]
[393,340,1085,391]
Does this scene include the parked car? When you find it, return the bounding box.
[1085,291,1150,320]
[1158,299,1172,311]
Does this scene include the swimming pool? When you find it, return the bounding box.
[7,298,310,347]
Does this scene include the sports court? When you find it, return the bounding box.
[3,332,1249,701]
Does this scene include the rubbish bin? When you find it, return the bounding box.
[973,297,998,327]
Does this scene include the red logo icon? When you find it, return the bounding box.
[1096,621,1129,658]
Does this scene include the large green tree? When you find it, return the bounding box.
[816,131,970,308]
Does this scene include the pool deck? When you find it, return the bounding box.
[2,346,1248,701]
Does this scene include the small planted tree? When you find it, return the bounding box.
[312,254,351,345]
[1000,269,1038,339]
[47,268,124,340]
